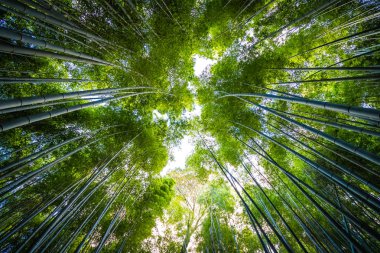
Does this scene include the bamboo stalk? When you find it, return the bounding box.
[238,122,380,212]
[0,131,128,198]
[20,0,79,28]
[269,67,380,71]
[0,86,153,110]
[1,0,109,44]
[0,177,85,244]
[241,161,308,253]
[272,109,380,137]
[266,120,380,194]
[0,91,157,132]
[220,93,380,121]
[237,133,380,244]
[222,95,380,165]
[0,27,113,65]
[0,77,89,84]
[201,137,289,252]
[273,75,380,85]
[292,27,380,58]
[0,42,109,65]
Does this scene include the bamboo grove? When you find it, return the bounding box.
[0,0,379,252]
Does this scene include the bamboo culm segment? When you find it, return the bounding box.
[20,0,80,28]
[271,108,380,137]
[0,91,156,132]
[0,86,154,110]
[0,42,108,65]
[1,0,108,43]
[236,122,380,212]
[0,77,89,84]
[221,95,380,165]
[0,27,113,65]
[221,93,380,121]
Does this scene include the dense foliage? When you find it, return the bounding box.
[0,0,379,252]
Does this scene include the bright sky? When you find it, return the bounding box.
[193,55,216,77]
[160,56,215,175]
[160,105,201,176]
